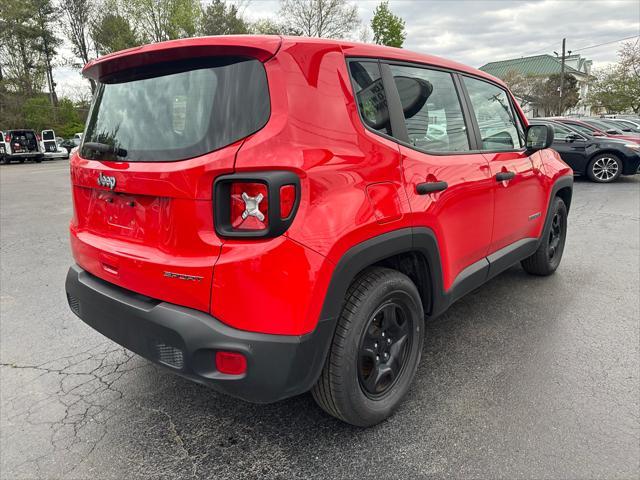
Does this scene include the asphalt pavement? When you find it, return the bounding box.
[1,160,639,479]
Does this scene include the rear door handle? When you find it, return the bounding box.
[496,171,515,182]
[416,181,448,195]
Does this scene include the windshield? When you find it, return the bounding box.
[82,57,269,162]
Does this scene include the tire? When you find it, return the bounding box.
[311,267,424,427]
[521,196,568,276]
[34,157,43,163]
[587,153,622,183]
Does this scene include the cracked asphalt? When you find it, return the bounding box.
[1,160,639,479]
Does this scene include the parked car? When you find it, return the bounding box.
[65,36,573,427]
[551,117,640,145]
[583,118,640,138]
[0,129,44,164]
[600,118,640,134]
[60,138,76,153]
[41,130,69,160]
[531,119,640,182]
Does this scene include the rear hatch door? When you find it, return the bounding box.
[71,38,277,312]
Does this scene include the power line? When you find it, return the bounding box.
[571,35,639,52]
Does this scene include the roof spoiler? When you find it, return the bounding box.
[82,35,282,82]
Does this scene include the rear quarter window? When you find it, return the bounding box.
[82,57,270,162]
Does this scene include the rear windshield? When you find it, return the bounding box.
[82,57,270,162]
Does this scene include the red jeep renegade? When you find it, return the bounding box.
[65,36,573,426]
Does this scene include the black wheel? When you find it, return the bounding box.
[312,267,424,427]
[521,196,568,276]
[34,157,43,163]
[587,153,622,183]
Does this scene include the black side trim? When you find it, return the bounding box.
[486,238,538,280]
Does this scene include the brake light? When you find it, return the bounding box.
[36,134,41,142]
[214,171,301,238]
[4,134,9,142]
[230,182,268,230]
[215,351,247,375]
[280,184,296,219]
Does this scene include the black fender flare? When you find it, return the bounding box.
[318,227,444,325]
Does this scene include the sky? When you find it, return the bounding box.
[54,0,640,99]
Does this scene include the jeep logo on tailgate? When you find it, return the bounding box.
[97,172,116,190]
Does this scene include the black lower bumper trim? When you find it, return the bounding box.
[65,265,334,403]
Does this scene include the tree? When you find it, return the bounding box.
[543,73,580,115]
[31,0,62,107]
[0,0,46,97]
[503,70,544,108]
[201,0,249,35]
[250,18,302,36]
[60,0,96,92]
[278,0,359,38]
[127,0,201,43]
[370,1,405,48]
[588,41,640,114]
[92,13,141,55]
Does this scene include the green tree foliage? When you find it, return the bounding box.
[92,13,141,55]
[127,0,202,43]
[278,0,359,38]
[542,73,580,115]
[200,0,249,35]
[30,0,62,106]
[588,41,640,114]
[0,0,47,96]
[370,1,405,48]
[503,71,579,116]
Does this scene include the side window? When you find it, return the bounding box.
[567,123,592,136]
[549,122,574,139]
[463,77,524,151]
[348,61,391,136]
[389,65,470,152]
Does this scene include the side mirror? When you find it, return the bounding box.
[565,133,581,142]
[525,124,554,152]
[606,129,619,135]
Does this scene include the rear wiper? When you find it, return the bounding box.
[83,142,128,158]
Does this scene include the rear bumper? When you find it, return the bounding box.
[65,264,334,403]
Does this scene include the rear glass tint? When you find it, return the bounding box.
[82,57,270,162]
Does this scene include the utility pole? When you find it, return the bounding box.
[559,38,566,115]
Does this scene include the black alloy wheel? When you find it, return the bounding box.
[358,301,413,398]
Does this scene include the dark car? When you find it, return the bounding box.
[531,119,640,182]
[551,117,640,145]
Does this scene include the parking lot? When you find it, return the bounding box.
[1,160,638,479]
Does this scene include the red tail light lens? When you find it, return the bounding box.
[280,184,296,219]
[230,182,269,230]
[36,134,41,142]
[4,134,10,143]
[215,351,247,375]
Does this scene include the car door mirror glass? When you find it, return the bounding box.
[526,124,554,151]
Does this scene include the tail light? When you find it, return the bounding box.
[4,134,10,142]
[214,171,301,238]
[36,134,41,142]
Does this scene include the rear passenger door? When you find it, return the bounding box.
[384,63,494,292]
[461,76,547,254]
